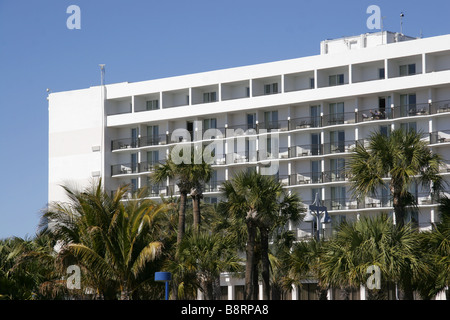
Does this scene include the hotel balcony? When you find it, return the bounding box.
[111,160,165,177]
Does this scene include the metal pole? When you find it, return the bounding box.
[165,281,169,300]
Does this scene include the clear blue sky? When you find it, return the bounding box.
[0,0,449,239]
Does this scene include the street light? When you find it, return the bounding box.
[304,193,331,241]
[155,271,172,300]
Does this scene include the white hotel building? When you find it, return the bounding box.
[48,31,450,300]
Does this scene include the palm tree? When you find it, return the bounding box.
[219,170,303,300]
[174,231,243,300]
[348,129,443,229]
[0,234,61,300]
[417,196,450,299]
[319,215,426,300]
[286,239,328,300]
[42,180,170,300]
[151,147,212,243]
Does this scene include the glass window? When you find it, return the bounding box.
[400,64,416,76]
[311,161,321,183]
[264,111,278,130]
[203,118,217,130]
[264,83,279,95]
[146,100,159,110]
[311,133,321,155]
[329,74,344,86]
[203,92,217,103]
[329,102,344,124]
[146,125,159,145]
[310,105,320,127]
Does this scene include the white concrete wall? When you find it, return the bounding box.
[48,87,103,203]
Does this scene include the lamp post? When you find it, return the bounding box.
[155,272,172,300]
[304,193,331,241]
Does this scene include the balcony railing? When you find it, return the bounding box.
[289,116,321,130]
[111,138,139,151]
[258,120,289,132]
[430,99,450,114]
[357,108,393,122]
[430,130,450,144]
[393,102,431,118]
[140,135,168,147]
[112,135,167,151]
[111,160,165,176]
[289,144,323,157]
[111,163,139,176]
[322,112,356,126]
[323,140,356,154]
[439,160,450,173]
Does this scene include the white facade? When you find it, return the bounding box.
[48,31,450,300]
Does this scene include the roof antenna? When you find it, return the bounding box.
[400,12,404,35]
[99,64,105,86]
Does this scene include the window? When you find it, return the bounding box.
[146,99,159,110]
[247,113,256,130]
[328,102,344,124]
[400,94,417,116]
[329,74,344,86]
[203,118,217,130]
[146,125,159,146]
[311,161,321,183]
[310,78,315,89]
[331,215,347,232]
[206,170,218,192]
[310,105,321,127]
[131,153,138,173]
[264,110,278,130]
[381,182,391,207]
[131,128,139,148]
[330,130,345,153]
[379,68,385,79]
[311,133,321,155]
[399,64,416,76]
[379,125,391,137]
[146,177,162,196]
[400,122,417,133]
[331,186,346,210]
[147,150,159,166]
[130,178,138,193]
[264,83,278,95]
[330,158,345,181]
[203,92,217,103]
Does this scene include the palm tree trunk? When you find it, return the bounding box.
[245,219,257,300]
[260,227,271,300]
[252,259,259,300]
[178,192,187,244]
[120,282,131,300]
[192,192,201,234]
[391,185,405,229]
